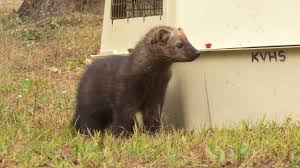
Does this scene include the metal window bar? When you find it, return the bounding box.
[111,0,163,20]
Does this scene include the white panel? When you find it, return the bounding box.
[175,0,300,49]
[164,47,300,130]
[204,48,300,126]
[163,59,212,130]
[100,0,169,55]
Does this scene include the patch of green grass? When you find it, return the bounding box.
[2,69,300,167]
[4,95,300,168]
[0,12,30,30]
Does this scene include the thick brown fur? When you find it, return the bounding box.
[72,26,200,137]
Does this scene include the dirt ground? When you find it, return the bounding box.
[0,0,22,14]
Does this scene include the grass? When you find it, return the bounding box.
[1,3,300,168]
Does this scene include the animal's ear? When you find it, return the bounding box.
[152,28,171,44]
[128,48,134,53]
[178,27,183,32]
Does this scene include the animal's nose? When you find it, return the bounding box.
[196,50,201,56]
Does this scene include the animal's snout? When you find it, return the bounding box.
[192,49,200,59]
[184,48,201,62]
[196,50,201,57]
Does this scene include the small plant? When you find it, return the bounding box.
[19,78,33,92]
[0,141,5,154]
[0,12,30,30]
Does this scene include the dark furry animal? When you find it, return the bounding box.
[72,26,200,137]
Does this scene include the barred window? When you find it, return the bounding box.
[111,0,163,20]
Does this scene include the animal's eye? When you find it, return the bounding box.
[176,43,184,48]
